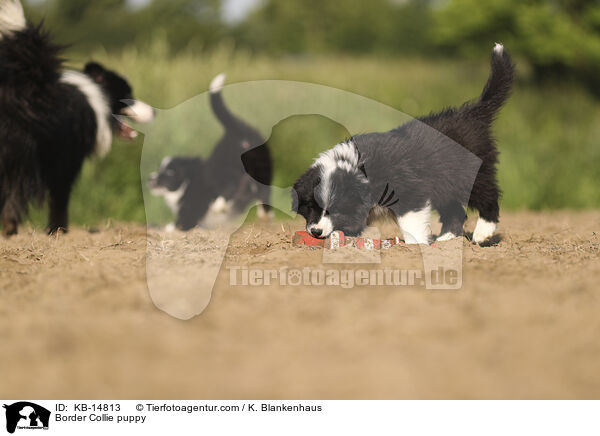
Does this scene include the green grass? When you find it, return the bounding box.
[27,40,600,228]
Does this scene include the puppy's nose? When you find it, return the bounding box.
[310,228,322,237]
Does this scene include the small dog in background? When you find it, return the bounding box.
[149,74,273,230]
[293,44,514,245]
[0,0,153,237]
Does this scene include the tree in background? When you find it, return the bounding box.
[230,0,433,55]
[22,0,600,94]
[433,0,600,92]
[24,0,223,53]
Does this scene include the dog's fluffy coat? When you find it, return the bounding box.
[293,44,515,244]
[0,0,152,236]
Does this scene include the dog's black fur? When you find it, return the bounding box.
[148,74,273,230]
[293,44,515,244]
[0,0,151,236]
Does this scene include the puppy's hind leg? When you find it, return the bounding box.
[437,201,466,241]
[256,203,274,221]
[48,184,72,235]
[469,183,500,245]
[397,202,432,245]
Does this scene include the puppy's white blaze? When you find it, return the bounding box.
[307,215,333,238]
[397,202,432,245]
[336,161,354,172]
[0,0,25,38]
[312,140,360,208]
[494,43,504,54]
[210,73,226,93]
[121,100,154,123]
[60,70,112,157]
[436,232,459,241]
[473,218,496,243]
[312,141,359,171]
[334,141,359,165]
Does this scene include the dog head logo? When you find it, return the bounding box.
[3,402,50,434]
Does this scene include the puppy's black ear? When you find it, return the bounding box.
[291,188,299,212]
[84,62,106,83]
[292,171,312,212]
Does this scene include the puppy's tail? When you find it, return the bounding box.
[209,73,244,130]
[0,0,25,38]
[0,1,63,85]
[475,43,515,121]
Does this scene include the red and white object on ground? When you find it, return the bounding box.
[293,230,403,250]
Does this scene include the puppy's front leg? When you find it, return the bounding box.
[397,203,432,245]
[48,185,71,234]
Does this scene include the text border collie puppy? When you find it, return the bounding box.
[293,44,514,245]
[148,74,273,230]
[0,0,153,237]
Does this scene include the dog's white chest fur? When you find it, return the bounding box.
[162,184,187,214]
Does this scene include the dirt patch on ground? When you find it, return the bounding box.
[1,211,599,399]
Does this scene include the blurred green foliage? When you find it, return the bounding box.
[25,0,600,89]
[433,0,600,93]
[232,0,432,55]
[24,0,224,51]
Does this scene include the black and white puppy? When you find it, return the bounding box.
[148,74,273,230]
[293,44,514,245]
[0,0,153,236]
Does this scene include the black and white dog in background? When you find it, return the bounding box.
[293,44,514,245]
[148,74,273,230]
[0,0,153,236]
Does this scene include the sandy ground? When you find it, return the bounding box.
[1,211,599,399]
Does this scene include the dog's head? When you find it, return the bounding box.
[148,156,203,196]
[84,62,154,140]
[293,163,372,238]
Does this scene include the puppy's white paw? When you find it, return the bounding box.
[256,204,274,220]
[397,203,432,245]
[164,222,176,233]
[472,218,496,244]
[402,234,431,245]
[436,232,460,242]
[211,196,232,214]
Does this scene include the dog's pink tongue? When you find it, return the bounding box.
[118,122,138,140]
